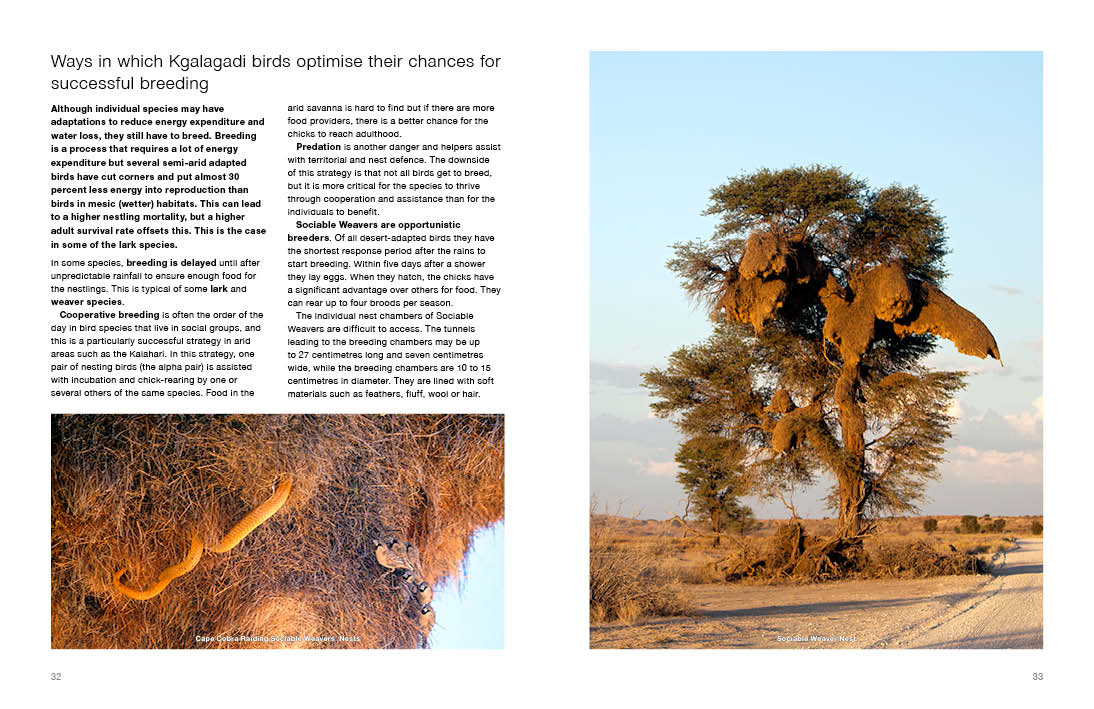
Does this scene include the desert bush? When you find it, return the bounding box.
[862,540,983,578]
[922,518,938,533]
[589,540,693,624]
[990,519,1006,533]
[959,515,981,534]
[1031,520,1043,535]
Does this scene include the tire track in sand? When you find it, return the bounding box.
[870,538,1043,648]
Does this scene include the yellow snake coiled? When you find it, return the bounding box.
[113,477,292,600]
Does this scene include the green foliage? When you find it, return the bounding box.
[644,321,964,518]
[644,322,818,509]
[960,515,981,534]
[1031,520,1043,535]
[674,434,754,534]
[649,166,970,528]
[922,518,938,533]
[989,519,1006,533]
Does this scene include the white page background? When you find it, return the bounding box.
[5,1,1088,704]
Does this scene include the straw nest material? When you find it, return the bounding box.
[51,414,504,649]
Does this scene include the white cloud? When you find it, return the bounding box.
[1004,395,1044,439]
[947,445,1042,485]
[946,399,984,424]
[626,457,679,478]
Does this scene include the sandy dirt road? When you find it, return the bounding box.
[875,538,1043,648]
[590,538,1042,649]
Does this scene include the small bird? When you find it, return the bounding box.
[374,538,413,574]
[415,580,433,605]
[405,542,421,571]
[388,537,409,558]
[418,604,435,638]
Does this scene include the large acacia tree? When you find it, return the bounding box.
[646,166,1000,539]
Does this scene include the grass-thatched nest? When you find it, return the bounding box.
[51,414,504,648]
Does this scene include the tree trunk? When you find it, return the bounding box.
[711,507,721,535]
[834,357,868,538]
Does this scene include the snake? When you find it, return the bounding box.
[112,531,203,601]
[113,477,292,600]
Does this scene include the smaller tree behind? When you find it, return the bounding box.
[923,518,938,533]
[675,434,754,534]
[960,515,981,534]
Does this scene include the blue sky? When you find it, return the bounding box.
[429,522,504,648]
[591,52,1043,519]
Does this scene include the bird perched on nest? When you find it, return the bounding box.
[397,580,414,606]
[418,604,435,638]
[415,580,433,605]
[373,538,414,575]
[388,537,409,558]
[405,542,421,572]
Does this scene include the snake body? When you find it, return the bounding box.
[208,477,293,553]
[112,531,203,601]
[113,477,292,600]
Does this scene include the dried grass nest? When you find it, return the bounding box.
[51,414,504,649]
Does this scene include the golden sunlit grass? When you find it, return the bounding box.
[52,414,504,649]
[589,522,694,624]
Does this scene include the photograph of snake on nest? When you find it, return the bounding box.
[50,414,504,649]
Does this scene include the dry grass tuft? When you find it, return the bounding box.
[589,525,693,624]
[52,414,503,649]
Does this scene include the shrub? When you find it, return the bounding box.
[862,540,983,578]
[959,515,981,534]
[1031,520,1043,535]
[590,539,693,624]
[990,519,1006,533]
[922,518,938,533]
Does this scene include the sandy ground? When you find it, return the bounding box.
[590,538,1043,649]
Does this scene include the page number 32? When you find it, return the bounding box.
[50,673,62,680]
